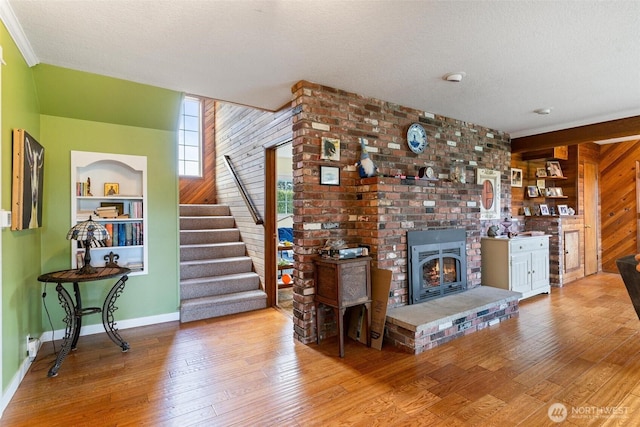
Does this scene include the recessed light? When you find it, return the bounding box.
[534,108,553,115]
[443,72,466,82]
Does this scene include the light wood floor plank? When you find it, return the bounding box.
[3,272,640,426]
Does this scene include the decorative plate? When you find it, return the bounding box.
[407,123,428,154]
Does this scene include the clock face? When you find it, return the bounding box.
[407,123,427,153]
[426,166,434,179]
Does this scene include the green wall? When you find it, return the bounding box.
[1,22,43,391]
[1,23,182,392]
[39,116,181,327]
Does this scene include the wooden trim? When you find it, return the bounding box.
[264,147,277,307]
[512,115,640,153]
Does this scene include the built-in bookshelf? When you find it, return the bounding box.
[71,151,148,275]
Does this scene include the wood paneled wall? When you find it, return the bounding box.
[179,98,217,204]
[214,102,293,289]
[600,139,640,271]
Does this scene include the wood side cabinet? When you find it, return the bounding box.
[481,236,550,299]
[314,256,372,357]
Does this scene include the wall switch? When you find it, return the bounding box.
[0,210,11,228]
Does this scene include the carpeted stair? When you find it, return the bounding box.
[180,204,267,322]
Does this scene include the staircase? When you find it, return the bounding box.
[179,204,267,322]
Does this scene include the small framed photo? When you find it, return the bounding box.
[320,165,340,186]
[527,185,539,198]
[547,161,563,177]
[511,168,523,187]
[536,167,547,178]
[537,179,546,189]
[546,187,563,197]
[320,137,340,161]
[558,204,569,215]
[540,204,550,216]
[522,206,532,216]
[104,183,119,196]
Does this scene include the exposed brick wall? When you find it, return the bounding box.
[525,216,584,286]
[291,81,512,343]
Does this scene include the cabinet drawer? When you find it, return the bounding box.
[509,237,548,253]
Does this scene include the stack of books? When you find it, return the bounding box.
[95,206,118,218]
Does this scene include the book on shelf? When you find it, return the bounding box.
[76,210,94,221]
[76,181,92,197]
[104,223,113,247]
[95,206,118,218]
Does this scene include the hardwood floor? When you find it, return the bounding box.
[3,272,640,426]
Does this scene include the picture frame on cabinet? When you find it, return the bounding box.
[547,161,563,177]
[527,185,539,198]
[547,187,563,197]
[537,179,546,190]
[522,206,532,216]
[320,165,340,186]
[539,204,550,216]
[536,167,547,178]
[558,204,569,215]
[510,168,523,187]
[104,182,119,196]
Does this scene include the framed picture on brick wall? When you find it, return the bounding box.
[320,165,340,186]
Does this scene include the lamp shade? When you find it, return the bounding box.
[67,216,110,275]
[66,217,110,242]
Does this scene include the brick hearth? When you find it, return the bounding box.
[385,286,520,354]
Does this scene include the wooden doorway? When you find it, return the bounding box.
[583,161,598,275]
[264,140,293,310]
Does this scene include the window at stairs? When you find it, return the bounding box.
[178,96,203,177]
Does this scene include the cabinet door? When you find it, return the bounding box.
[510,252,530,293]
[530,249,550,290]
[564,230,580,272]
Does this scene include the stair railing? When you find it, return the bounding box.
[223,155,264,225]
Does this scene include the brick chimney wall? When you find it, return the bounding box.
[290,81,512,344]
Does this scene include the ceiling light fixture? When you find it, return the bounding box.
[442,72,466,82]
[534,108,553,115]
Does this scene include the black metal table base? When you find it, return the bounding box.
[47,275,129,377]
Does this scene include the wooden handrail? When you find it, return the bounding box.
[223,155,264,225]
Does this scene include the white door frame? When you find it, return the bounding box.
[0,44,5,410]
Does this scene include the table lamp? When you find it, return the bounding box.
[66,216,110,274]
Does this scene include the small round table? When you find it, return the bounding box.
[38,266,131,377]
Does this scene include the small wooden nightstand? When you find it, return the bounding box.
[314,256,372,357]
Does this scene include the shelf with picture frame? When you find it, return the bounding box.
[71,151,148,275]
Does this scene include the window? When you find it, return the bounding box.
[178,96,202,177]
[277,179,293,215]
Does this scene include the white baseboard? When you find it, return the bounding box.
[0,311,179,418]
[40,311,179,341]
[0,346,38,418]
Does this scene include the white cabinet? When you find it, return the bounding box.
[481,235,550,299]
[71,151,148,275]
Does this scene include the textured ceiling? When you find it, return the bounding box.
[5,0,640,138]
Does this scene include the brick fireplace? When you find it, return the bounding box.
[289,80,513,345]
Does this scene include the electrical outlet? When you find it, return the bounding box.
[28,338,39,359]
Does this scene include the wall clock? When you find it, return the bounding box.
[407,123,428,154]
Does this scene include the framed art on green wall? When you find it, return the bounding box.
[11,129,45,230]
